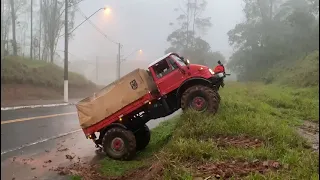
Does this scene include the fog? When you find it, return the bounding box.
[54,0,243,85]
[2,0,318,85]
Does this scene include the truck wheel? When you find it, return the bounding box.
[102,127,136,160]
[216,92,221,103]
[134,124,151,151]
[181,85,219,113]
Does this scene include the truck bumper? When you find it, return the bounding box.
[208,75,220,84]
[208,75,223,90]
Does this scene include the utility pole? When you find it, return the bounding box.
[30,0,33,59]
[96,56,98,82]
[117,43,121,79]
[64,0,69,102]
[1,0,4,60]
[39,0,42,60]
[1,0,4,102]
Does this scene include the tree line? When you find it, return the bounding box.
[1,0,79,63]
[165,0,226,69]
[165,0,319,82]
[227,0,319,82]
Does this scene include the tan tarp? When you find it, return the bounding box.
[76,69,157,129]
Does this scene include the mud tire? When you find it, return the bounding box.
[216,92,221,103]
[181,85,219,114]
[134,124,151,151]
[102,127,136,160]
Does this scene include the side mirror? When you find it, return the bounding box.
[185,59,190,69]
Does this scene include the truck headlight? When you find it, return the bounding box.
[209,68,215,75]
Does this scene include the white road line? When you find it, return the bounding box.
[1,129,82,156]
[1,112,77,125]
[1,102,77,111]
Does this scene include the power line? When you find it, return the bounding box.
[66,8,105,36]
[75,8,119,45]
[57,0,86,20]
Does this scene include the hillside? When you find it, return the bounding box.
[64,82,319,180]
[264,51,319,87]
[1,56,99,105]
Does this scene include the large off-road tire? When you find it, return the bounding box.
[102,127,136,160]
[181,85,219,114]
[216,92,221,103]
[134,124,151,151]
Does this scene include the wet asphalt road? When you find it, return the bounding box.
[1,105,180,179]
[1,106,80,154]
[1,105,179,158]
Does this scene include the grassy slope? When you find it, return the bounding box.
[70,51,319,179]
[1,56,95,88]
[264,50,319,87]
[90,82,318,180]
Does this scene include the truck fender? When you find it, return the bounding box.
[99,123,127,136]
[176,77,213,106]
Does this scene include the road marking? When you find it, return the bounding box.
[1,102,76,111]
[1,112,77,125]
[1,129,82,156]
[0,115,177,156]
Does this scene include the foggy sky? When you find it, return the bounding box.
[56,0,244,63]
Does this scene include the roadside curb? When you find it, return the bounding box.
[1,102,77,111]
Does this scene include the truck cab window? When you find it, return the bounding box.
[153,59,172,78]
[170,55,186,67]
[168,57,179,70]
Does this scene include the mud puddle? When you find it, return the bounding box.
[297,120,319,151]
[192,160,281,180]
[1,132,104,180]
[212,135,264,148]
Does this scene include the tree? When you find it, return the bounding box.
[227,0,319,82]
[165,0,224,65]
[41,0,77,63]
[205,51,226,68]
[9,0,28,56]
[1,0,11,56]
[9,0,17,56]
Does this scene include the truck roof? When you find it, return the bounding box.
[148,52,174,68]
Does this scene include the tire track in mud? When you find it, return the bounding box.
[297,120,319,151]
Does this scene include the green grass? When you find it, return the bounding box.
[93,82,318,179]
[164,82,319,179]
[1,56,95,88]
[69,175,82,180]
[264,50,319,87]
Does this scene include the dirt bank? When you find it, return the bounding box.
[1,84,98,106]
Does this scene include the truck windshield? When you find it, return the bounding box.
[170,55,186,67]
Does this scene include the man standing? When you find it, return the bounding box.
[214,60,225,74]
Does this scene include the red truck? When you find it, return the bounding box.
[76,52,228,160]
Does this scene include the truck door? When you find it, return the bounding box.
[152,55,186,96]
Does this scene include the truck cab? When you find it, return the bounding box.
[148,53,214,96]
[146,52,221,118]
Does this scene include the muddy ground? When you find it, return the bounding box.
[53,135,280,180]
[297,120,319,152]
[3,120,317,180]
[56,121,319,180]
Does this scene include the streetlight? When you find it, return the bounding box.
[104,7,111,15]
[64,5,111,103]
